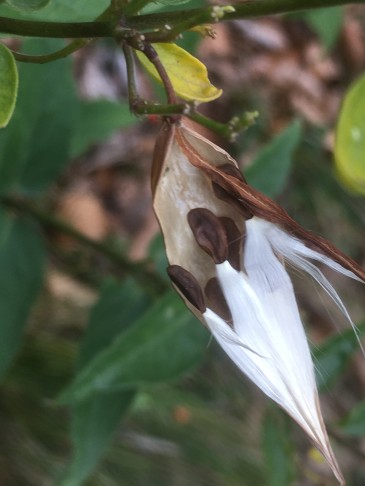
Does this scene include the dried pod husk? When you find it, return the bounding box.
[152,120,245,289]
[151,118,365,485]
[177,131,365,282]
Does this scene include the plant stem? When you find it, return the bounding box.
[144,6,232,43]
[11,39,92,64]
[0,17,115,38]
[122,42,139,111]
[127,0,364,32]
[1,195,168,296]
[1,0,360,39]
[140,42,177,105]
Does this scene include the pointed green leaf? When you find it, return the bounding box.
[340,400,365,436]
[63,280,151,485]
[78,278,151,369]
[63,391,135,486]
[313,321,365,390]
[0,0,108,20]
[0,210,45,378]
[60,292,208,403]
[304,7,343,50]
[6,0,50,10]
[246,120,302,197]
[262,411,295,486]
[0,43,18,128]
[335,72,365,195]
[71,100,137,158]
[0,39,77,193]
[137,43,222,102]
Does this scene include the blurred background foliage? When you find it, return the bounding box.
[0,1,365,485]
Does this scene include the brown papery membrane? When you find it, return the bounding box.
[176,126,365,282]
[167,265,206,314]
[204,277,233,325]
[212,182,253,220]
[219,216,244,271]
[188,208,228,264]
[216,163,247,183]
[151,121,175,196]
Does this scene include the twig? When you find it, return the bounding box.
[0,0,363,39]
[11,39,92,64]
[0,17,114,38]
[139,41,177,105]
[1,195,168,296]
[127,0,364,32]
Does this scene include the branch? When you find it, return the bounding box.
[1,195,168,296]
[0,0,359,40]
[127,0,363,32]
[11,39,92,64]
[0,17,115,38]
[140,42,177,105]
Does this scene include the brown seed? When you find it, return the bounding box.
[204,277,233,325]
[217,163,247,182]
[219,217,243,271]
[212,182,253,220]
[187,208,228,264]
[167,265,206,313]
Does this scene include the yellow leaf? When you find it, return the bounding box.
[136,43,222,103]
[335,72,365,195]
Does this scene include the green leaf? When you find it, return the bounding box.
[262,410,295,486]
[147,234,169,281]
[313,321,365,391]
[335,72,365,195]
[0,43,18,128]
[0,210,45,378]
[304,7,343,50]
[63,391,135,486]
[136,43,222,102]
[60,292,208,403]
[0,39,77,193]
[141,0,207,14]
[63,279,151,485]
[71,100,137,158]
[6,0,50,10]
[245,120,301,198]
[340,400,365,436]
[78,278,151,368]
[0,0,108,20]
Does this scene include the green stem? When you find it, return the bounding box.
[127,0,363,32]
[2,195,168,296]
[9,4,121,63]
[141,42,177,105]
[0,17,115,38]
[128,98,255,139]
[144,6,230,43]
[0,0,359,39]
[133,102,188,116]
[11,39,92,64]
[122,41,142,111]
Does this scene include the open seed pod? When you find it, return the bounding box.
[152,119,365,485]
